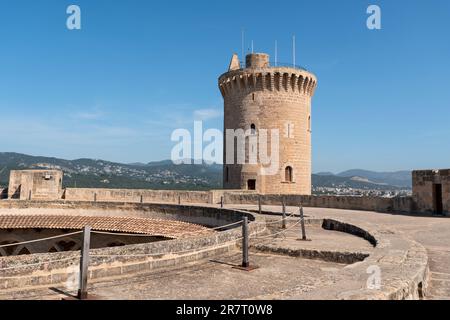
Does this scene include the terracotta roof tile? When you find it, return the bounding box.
[0,215,213,239]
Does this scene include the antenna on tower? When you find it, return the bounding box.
[275,40,278,66]
[241,28,245,62]
[251,40,254,53]
[293,35,296,67]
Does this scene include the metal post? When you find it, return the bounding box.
[299,206,307,241]
[242,216,249,268]
[28,190,32,201]
[258,195,262,215]
[140,195,143,203]
[78,226,91,300]
[220,196,224,208]
[178,195,181,205]
[282,198,286,229]
[94,193,97,202]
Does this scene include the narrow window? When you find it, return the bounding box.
[225,166,229,183]
[252,93,255,101]
[286,123,293,138]
[308,115,311,132]
[285,166,293,182]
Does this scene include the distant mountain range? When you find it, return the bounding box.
[0,152,411,190]
[0,152,222,190]
[315,169,412,188]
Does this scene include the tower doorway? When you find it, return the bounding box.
[247,179,256,191]
[433,184,444,215]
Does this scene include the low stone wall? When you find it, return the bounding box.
[64,188,214,205]
[12,186,418,214]
[334,219,429,300]
[224,192,414,214]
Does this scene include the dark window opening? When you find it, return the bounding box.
[225,167,229,183]
[250,124,256,135]
[285,166,293,182]
[418,282,424,300]
[433,184,444,215]
[247,179,256,191]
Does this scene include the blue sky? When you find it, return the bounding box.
[0,0,449,173]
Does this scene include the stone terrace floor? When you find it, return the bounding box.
[3,251,349,300]
[232,205,450,300]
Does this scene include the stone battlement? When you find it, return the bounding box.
[219,58,317,98]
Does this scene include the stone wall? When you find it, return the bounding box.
[7,171,21,199]
[223,192,414,214]
[1,183,423,215]
[8,170,63,200]
[413,169,450,215]
[64,188,213,204]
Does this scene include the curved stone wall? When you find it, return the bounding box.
[0,201,255,228]
[0,203,265,291]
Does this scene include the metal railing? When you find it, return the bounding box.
[239,61,308,72]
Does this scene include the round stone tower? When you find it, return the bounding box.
[218,52,317,195]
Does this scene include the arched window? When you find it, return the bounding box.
[250,123,256,135]
[285,166,293,182]
[308,115,311,132]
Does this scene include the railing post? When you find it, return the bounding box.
[178,195,181,205]
[242,216,249,268]
[258,195,262,215]
[282,198,286,229]
[28,190,32,201]
[299,206,308,241]
[94,193,97,202]
[78,226,91,300]
[140,195,143,203]
[220,196,224,208]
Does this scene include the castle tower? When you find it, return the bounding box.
[219,53,317,194]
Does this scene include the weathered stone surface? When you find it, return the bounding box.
[413,169,450,215]
[8,170,63,201]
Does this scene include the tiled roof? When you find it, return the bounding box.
[0,215,213,239]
